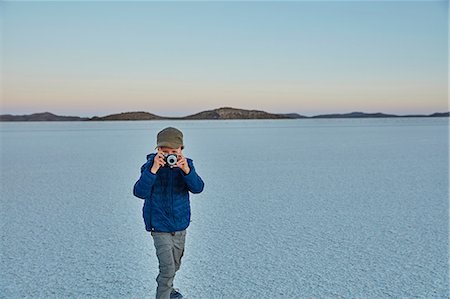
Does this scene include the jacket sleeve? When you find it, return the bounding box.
[133,159,157,199]
[182,159,205,194]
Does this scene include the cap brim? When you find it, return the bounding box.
[155,141,183,149]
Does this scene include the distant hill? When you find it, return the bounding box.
[183,107,291,120]
[1,108,448,121]
[88,111,165,121]
[311,111,398,118]
[428,112,450,117]
[310,111,450,119]
[277,113,309,119]
[0,112,89,121]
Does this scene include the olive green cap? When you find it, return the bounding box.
[154,127,184,150]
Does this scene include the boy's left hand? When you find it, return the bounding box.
[176,152,190,174]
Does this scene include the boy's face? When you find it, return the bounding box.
[158,146,182,155]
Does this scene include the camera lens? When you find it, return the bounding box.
[167,154,177,166]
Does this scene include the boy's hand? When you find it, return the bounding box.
[176,152,190,174]
[150,148,166,174]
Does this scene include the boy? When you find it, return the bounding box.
[133,127,205,299]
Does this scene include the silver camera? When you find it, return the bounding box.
[163,153,178,167]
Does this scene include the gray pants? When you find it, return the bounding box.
[151,229,187,299]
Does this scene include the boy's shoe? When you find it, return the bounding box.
[170,288,183,299]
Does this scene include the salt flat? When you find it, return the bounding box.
[1,117,448,298]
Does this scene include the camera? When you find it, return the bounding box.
[163,153,178,167]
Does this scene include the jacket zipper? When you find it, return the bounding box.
[170,167,174,225]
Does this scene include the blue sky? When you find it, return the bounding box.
[1,0,448,117]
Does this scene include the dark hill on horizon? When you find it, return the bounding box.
[89,111,165,121]
[311,111,450,118]
[0,107,448,121]
[0,112,89,121]
[183,107,292,120]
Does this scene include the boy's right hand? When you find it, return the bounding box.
[150,149,166,174]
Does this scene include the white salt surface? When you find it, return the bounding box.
[1,118,448,298]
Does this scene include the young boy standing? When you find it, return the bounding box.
[133,127,205,299]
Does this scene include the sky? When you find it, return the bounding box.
[1,0,448,118]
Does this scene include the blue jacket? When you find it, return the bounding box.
[133,153,205,232]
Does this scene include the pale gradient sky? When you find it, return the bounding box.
[1,0,448,117]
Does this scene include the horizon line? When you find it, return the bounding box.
[1,107,449,119]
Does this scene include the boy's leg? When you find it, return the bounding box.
[151,231,176,299]
[173,230,186,272]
